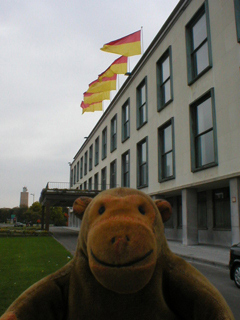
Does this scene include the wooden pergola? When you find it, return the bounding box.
[39,187,100,231]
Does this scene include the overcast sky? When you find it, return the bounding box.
[0,0,178,208]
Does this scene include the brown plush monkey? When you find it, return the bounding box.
[0,188,234,320]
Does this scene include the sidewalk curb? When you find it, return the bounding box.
[174,253,229,270]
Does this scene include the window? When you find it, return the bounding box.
[190,88,218,171]
[122,99,130,142]
[80,184,82,190]
[110,160,117,188]
[70,169,73,187]
[137,137,148,188]
[80,157,83,179]
[102,127,107,160]
[111,115,117,152]
[157,47,173,111]
[74,165,76,185]
[213,188,231,229]
[186,1,212,84]
[95,137,99,166]
[137,77,147,129]
[234,0,240,42]
[89,144,93,171]
[177,196,182,228]
[101,167,107,190]
[84,181,87,190]
[158,118,175,181]
[94,173,99,190]
[122,150,130,187]
[76,161,79,182]
[84,151,88,175]
[197,191,207,229]
[164,198,174,228]
[88,177,92,191]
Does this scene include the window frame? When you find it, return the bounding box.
[137,137,148,189]
[102,127,107,160]
[73,165,76,185]
[136,77,148,129]
[234,0,240,42]
[121,150,130,188]
[110,114,117,152]
[101,166,107,190]
[94,173,99,190]
[80,157,83,179]
[158,118,175,182]
[84,151,88,176]
[110,159,117,188]
[213,188,231,230]
[156,46,173,111]
[122,99,130,142]
[185,0,212,85]
[89,144,93,171]
[189,88,218,172]
[95,136,99,167]
[76,161,79,182]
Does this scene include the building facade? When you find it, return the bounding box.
[69,0,240,246]
[20,187,29,208]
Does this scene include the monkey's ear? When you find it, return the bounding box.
[154,199,172,223]
[73,197,92,220]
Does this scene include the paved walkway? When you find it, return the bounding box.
[56,227,230,269]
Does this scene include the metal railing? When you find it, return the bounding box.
[46,182,70,189]
[46,182,120,191]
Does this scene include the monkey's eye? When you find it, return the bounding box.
[138,206,145,215]
[98,206,105,215]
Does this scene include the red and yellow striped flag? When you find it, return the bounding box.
[100,30,141,57]
[98,56,128,81]
[81,101,102,114]
[84,91,110,104]
[87,74,117,93]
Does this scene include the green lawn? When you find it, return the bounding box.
[0,237,73,315]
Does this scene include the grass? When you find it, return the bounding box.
[0,237,73,315]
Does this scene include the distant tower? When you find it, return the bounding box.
[20,187,29,207]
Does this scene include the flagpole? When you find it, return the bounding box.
[141,26,144,54]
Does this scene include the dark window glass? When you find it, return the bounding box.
[110,160,117,188]
[197,191,207,228]
[122,150,130,187]
[213,188,231,229]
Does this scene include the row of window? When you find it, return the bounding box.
[71,86,217,188]
[165,188,231,230]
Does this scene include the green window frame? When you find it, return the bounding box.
[80,157,83,179]
[76,161,79,182]
[137,137,148,188]
[136,77,148,129]
[177,196,182,229]
[185,0,212,85]
[89,144,93,171]
[88,177,92,191]
[190,88,218,172]
[234,0,240,42]
[197,191,207,229]
[122,99,130,142]
[121,150,130,188]
[84,151,88,176]
[70,169,73,187]
[94,173,99,190]
[110,114,117,152]
[110,159,117,188]
[73,165,76,185]
[213,188,231,230]
[95,136,99,166]
[157,46,173,111]
[101,167,107,190]
[102,127,107,160]
[158,118,175,182]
